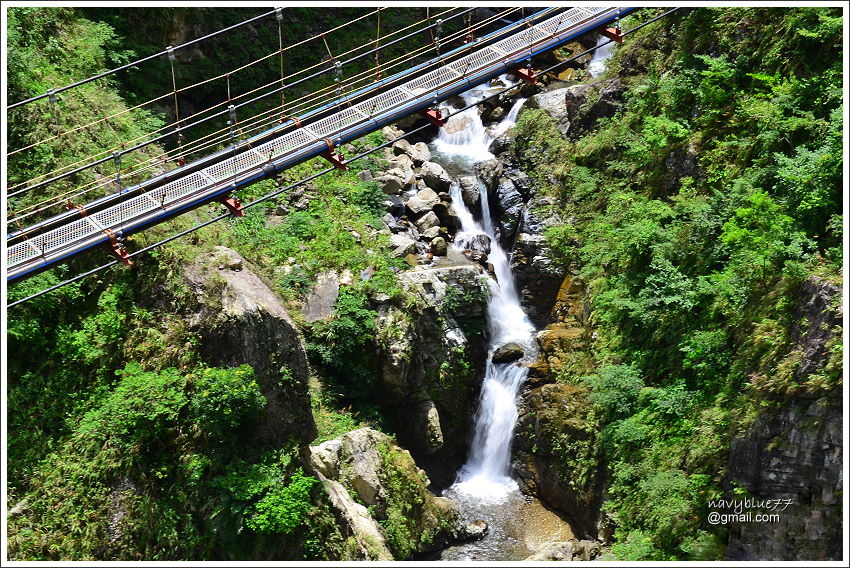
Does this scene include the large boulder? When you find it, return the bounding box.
[406,187,441,215]
[420,161,453,192]
[310,428,469,559]
[183,246,316,445]
[458,175,482,218]
[301,270,339,323]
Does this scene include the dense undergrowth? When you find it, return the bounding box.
[512,6,842,560]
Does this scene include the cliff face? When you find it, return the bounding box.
[184,246,317,446]
[724,277,843,561]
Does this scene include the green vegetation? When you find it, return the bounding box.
[513,6,842,560]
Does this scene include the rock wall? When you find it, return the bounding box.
[183,246,316,446]
[374,261,490,487]
[724,277,843,561]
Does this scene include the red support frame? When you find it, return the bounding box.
[419,108,445,128]
[220,195,245,217]
[515,67,537,85]
[104,230,132,266]
[599,27,623,43]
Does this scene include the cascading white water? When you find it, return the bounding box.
[431,77,536,504]
[424,77,577,562]
[588,34,617,78]
[432,76,526,166]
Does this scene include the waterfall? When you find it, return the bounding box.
[431,79,536,504]
[588,34,616,78]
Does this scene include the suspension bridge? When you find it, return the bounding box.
[6,6,645,291]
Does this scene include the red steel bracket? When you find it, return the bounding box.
[320,138,348,170]
[220,195,245,217]
[65,201,88,217]
[104,229,133,266]
[599,27,623,43]
[419,108,445,128]
[515,67,537,85]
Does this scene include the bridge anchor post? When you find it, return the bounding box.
[515,67,537,85]
[320,138,348,170]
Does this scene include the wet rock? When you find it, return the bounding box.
[458,175,482,217]
[301,270,340,323]
[406,187,441,215]
[420,161,453,192]
[375,265,489,486]
[462,250,489,265]
[474,159,504,192]
[460,520,488,541]
[493,177,524,247]
[511,196,569,328]
[383,194,404,216]
[390,233,417,257]
[489,131,515,156]
[492,342,524,363]
[457,233,491,254]
[432,202,460,231]
[430,237,448,256]
[381,213,405,233]
[415,211,440,232]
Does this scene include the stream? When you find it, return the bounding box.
[423,77,574,561]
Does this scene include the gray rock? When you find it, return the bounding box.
[358,169,373,182]
[183,246,315,445]
[474,159,504,192]
[492,342,524,363]
[456,233,491,254]
[411,142,432,166]
[311,427,466,558]
[302,270,340,323]
[320,476,394,560]
[406,187,441,215]
[432,202,460,231]
[420,161,452,192]
[382,213,405,233]
[415,211,440,232]
[393,139,431,166]
[419,226,442,240]
[458,175,481,215]
[431,236,448,257]
[376,174,405,194]
[390,233,417,257]
[494,177,524,246]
